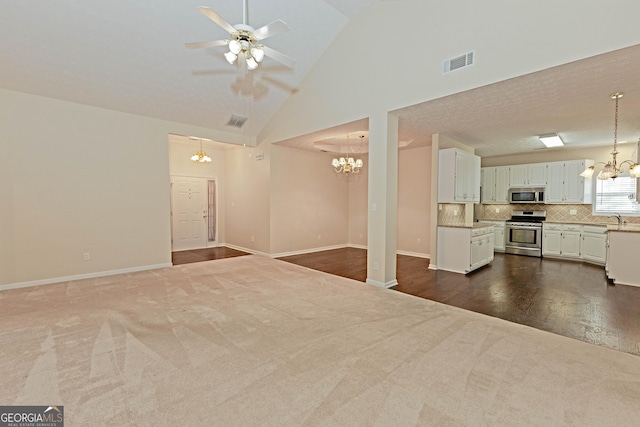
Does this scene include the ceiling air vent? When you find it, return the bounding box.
[226,114,248,128]
[443,51,474,74]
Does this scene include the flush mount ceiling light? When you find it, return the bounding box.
[191,138,212,163]
[185,0,295,71]
[539,134,564,148]
[580,92,640,180]
[331,135,365,174]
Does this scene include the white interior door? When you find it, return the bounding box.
[171,176,208,251]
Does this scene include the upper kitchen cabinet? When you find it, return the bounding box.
[509,163,547,187]
[438,148,481,203]
[481,166,510,203]
[546,160,594,203]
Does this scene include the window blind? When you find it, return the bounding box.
[593,176,640,215]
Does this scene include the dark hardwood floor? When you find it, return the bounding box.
[279,247,640,357]
[171,247,249,265]
[173,246,640,356]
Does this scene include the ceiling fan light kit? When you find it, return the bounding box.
[580,92,640,180]
[185,1,295,71]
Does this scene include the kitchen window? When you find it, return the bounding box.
[593,176,640,216]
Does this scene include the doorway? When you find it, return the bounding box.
[170,176,218,251]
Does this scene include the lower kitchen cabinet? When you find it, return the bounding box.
[542,223,607,265]
[437,225,494,274]
[480,220,506,252]
[582,225,608,265]
[607,229,640,286]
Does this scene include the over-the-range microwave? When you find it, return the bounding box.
[508,187,545,204]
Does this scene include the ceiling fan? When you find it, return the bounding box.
[185,0,295,71]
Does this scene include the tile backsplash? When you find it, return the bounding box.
[480,203,640,225]
[438,203,467,225]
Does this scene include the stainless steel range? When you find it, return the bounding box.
[505,210,546,257]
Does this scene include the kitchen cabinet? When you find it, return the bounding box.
[481,220,506,252]
[542,223,581,259]
[582,225,607,265]
[607,227,640,286]
[546,160,594,204]
[438,148,481,203]
[509,163,547,187]
[437,225,494,274]
[481,166,510,203]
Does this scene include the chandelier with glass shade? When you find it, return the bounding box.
[331,135,364,174]
[580,92,640,180]
[191,138,212,163]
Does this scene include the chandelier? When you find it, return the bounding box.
[191,138,212,163]
[580,92,640,180]
[331,135,364,174]
[224,26,264,71]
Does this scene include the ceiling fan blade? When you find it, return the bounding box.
[184,39,228,49]
[260,45,296,69]
[253,19,289,41]
[197,6,236,34]
[261,75,298,94]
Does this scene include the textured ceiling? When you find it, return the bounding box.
[277,44,640,158]
[2,1,640,159]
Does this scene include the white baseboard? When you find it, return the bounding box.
[271,244,348,258]
[347,244,367,250]
[0,263,172,292]
[366,278,398,288]
[223,244,270,258]
[396,250,430,259]
[428,263,438,270]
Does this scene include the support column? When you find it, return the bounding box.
[366,112,398,288]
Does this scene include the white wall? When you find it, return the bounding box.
[482,144,637,167]
[397,147,431,256]
[224,143,271,255]
[347,161,368,248]
[270,145,349,255]
[0,89,242,287]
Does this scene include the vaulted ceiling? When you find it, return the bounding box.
[2,1,640,159]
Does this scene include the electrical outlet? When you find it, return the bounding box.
[495,208,500,213]
[570,209,577,215]
[373,261,379,270]
[83,252,90,261]
[453,210,458,216]
[417,238,421,245]
[317,234,321,240]
[439,204,442,211]
[251,236,255,242]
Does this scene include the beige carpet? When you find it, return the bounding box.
[1,255,639,426]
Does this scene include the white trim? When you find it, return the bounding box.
[366,278,398,288]
[224,243,270,258]
[0,263,172,292]
[428,263,438,270]
[270,244,348,258]
[347,243,368,250]
[396,250,429,259]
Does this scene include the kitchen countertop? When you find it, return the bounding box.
[544,220,611,226]
[439,222,495,229]
[607,224,640,233]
